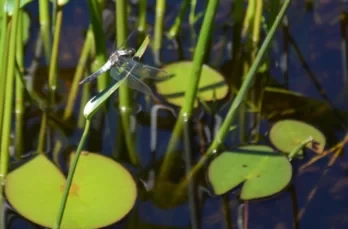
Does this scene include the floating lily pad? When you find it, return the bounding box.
[5,153,137,229]
[269,119,326,155]
[208,145,292,200]
[262,86,346,146]
[156,61,229,108]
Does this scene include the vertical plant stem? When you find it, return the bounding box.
[115,0,128,51]
[183,120,200,229]
[0,6,9,148]
[116,0,139,165]
[15,10,25,159]
[39,0,51,62]
[174,0,292,198]
[54,120,91,229]
[158,0,220,183]
[37,111,48,154]
[282,16,289,88]
[64,28,94,120]
[242,0,255,37]
[249,0,263,143]
[239,0,255,144]
[78,74,90,128]
[189,0,198,46]
[221,194,233,229]
[37,3,62,154]
[87,0,109,91]
[0,0,21,189]
[48,5,63,106]
[137,0,147,33]
[167,0,190,39]
[153,0,166,65]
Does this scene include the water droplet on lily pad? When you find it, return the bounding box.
[156,61,229,107]
[5,153,137,229]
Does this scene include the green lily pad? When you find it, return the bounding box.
[156,61,229,107]
[208,145,292,200]
[261,86,346,146]
[5,153,137,229]
[269,119,326,155]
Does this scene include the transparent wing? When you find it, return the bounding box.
[110,67,154,95]
[110,66,124,81]
[126,75,154,95]
[114,56,169,81]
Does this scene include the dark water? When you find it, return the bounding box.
[6,0,348,228]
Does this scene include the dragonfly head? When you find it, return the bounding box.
[115,48,136,57]
[128,48,136,56]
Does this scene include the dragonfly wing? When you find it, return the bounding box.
[110,67,122,80]
[137,64,169,80]
[116,56,169,81]
[126,75,154,95]
[110,65,153,95]
[79,60,113,84]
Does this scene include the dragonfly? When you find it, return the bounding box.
[79,48,169,95]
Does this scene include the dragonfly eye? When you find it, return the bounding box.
[129,48,136,56]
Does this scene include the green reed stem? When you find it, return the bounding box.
[48,5,63,106]
[0,1,9,149]
[252,0,262,50]
[138,0,147,33]
[36,0,52,157]
[249,0,263,143]
[0,0,21,187]
[38,1,62,155]
[64,28,94,120]
[158,0,220,183]
[189,0,198,26]
[37,111,48,154]
[78,74,90,128]
[174,0,292,199]
[54,38,150,229]
[53,120,91,229]
[242,0,255,37]
[188,0,198,45]
[167,0,190,39]
[116,0,139,165]
[153,0,166,64]
[87,0,108,91]
[51,0,57,34]
[38,0,51,62]
[15,10,25,159]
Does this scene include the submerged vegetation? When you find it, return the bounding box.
[0,0,347,228]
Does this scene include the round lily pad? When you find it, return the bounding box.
[155,61,229,108]
[5,153,137,229]
[269,119,326,155]
[208,145,292,200]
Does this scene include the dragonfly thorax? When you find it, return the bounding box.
[109,48,136,64]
